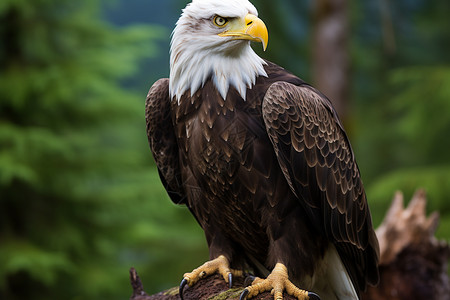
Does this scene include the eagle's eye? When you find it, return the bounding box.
[214,16,229,27]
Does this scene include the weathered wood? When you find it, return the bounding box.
[129,271,297,300]
[362,190,450,300]
[131,190,450,300]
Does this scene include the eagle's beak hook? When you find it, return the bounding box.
[218,14,269,51]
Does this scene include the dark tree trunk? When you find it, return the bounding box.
[312,0,350,120]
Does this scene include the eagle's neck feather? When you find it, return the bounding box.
[170,40,267,102]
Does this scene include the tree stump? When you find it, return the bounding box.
[130,190,450,300]
[362,190,450,300]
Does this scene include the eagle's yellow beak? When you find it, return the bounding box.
[218,14,268,51]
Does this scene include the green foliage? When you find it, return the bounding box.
[0,0,207,299]
[347,0,450,243]
[387,67,450,166]
[368,167,450,230]
[363,66,450,239]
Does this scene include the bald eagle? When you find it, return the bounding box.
[145,0,379,299]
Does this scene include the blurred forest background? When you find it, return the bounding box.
[0,0,449,299]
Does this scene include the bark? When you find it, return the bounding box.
[379,0,396,55]
[130,190,450,300]
[362,190,450,300]
[128,269,297,300]
[312,0,350,120]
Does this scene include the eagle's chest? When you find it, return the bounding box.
[175,100,278,255]
[171,88,301,262]
[172,91,272,198]
[180,105,263,185]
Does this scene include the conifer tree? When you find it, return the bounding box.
[0,0,176,298]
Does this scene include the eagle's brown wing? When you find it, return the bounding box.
[262,81,379,293]
[145,78,185,205]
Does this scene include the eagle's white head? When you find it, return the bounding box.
[169,0,268,102]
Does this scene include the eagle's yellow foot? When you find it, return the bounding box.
[240,263,320,300]
[179,255,243,300]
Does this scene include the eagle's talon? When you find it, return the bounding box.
[179,278,188,300]
[244,274,256,287]
[178,255,243,297]
[307,292,321,300]
[242,263,313,300]
[239,288,249,300]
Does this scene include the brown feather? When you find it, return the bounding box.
[145,79,185,205]
[262,80,379,294]
[146,61,379,297]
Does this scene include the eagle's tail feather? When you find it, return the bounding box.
[325,245,359,300]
